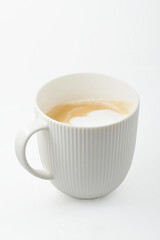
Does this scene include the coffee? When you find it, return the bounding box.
[46,100,131,127]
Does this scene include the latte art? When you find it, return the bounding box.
[69,109,125,127]
[46,100,131,126]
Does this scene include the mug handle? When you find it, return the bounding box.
[15,119,53,180]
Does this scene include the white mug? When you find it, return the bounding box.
[15,73,139,199]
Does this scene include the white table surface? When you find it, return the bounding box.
[0,0,160,239]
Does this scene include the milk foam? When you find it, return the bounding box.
[69,109,125,127]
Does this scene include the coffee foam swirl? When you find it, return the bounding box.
[69,109,125,127]
[46,100,131,126]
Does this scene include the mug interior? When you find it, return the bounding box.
[36,73,139,116]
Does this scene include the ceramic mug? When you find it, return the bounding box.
[15,73,139,199]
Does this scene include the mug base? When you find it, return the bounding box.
[50,181,118,200]
[68,193,108,200]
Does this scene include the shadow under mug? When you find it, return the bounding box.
[15,73,139,199]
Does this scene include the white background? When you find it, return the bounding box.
[0,0,160,239]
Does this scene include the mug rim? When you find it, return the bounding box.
[34,72,140,129]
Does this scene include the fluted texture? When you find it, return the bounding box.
[36,109,139,199]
